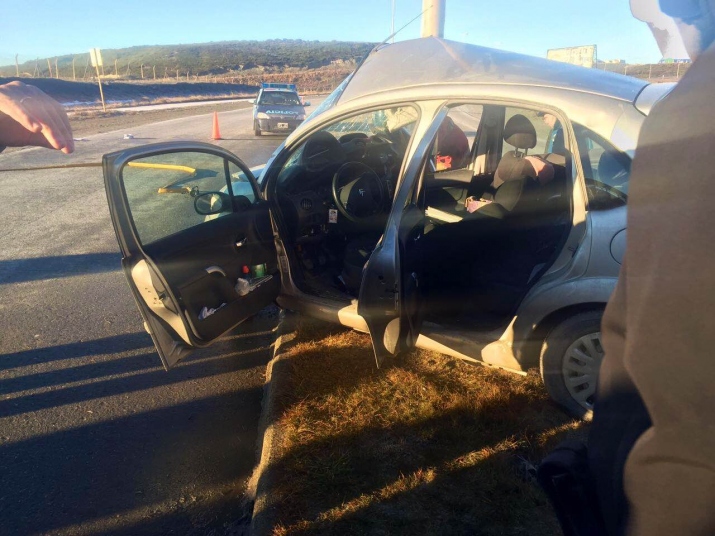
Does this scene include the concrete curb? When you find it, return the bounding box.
[248,310,300,536]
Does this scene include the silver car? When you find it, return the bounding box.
[102,38,672,418]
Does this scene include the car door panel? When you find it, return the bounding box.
[103,142,279,368]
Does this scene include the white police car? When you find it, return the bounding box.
[252,83,309,136]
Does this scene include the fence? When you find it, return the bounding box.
[8,58,355,94]
[597,62,690,82]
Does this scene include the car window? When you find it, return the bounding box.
[574,124,631,209]
[122,152,233,245]
[502,107,560,156]
[277,105,418,189]
[228,161,257,204]
[303,74,352,124]
[258,91,301,106]
[428,104,483,172]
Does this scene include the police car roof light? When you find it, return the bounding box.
[261,82,298,91]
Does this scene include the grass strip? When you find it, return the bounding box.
[265,318,587,535]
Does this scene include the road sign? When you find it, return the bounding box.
[89,48,106,111]
[89,48,104,67]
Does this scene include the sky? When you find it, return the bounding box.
[1,0,663,68]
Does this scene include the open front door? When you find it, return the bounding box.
[103,142,280,368]
[358,111,446,367]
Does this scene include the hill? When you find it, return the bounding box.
[1,40,376,79]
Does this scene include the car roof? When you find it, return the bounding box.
[339,37,648,105]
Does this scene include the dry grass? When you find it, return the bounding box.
[266,319,587,536]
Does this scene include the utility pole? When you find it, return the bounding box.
[140,63,144,79]
[72,57,76,80]
[15,54,19,77]
[153,65,156,80]
[55,58,58,79]
[421,0,445,38]
[115,59,118,76]
[47,58,53,78]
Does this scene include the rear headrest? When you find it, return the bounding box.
[504,114,537,149]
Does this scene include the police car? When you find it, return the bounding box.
[252,83,309,136]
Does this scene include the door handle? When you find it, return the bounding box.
[235,237,248,249]
[205,266,227,277]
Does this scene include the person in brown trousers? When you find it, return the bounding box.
[540,1,715,535]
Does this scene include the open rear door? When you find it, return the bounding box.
[358,111,446,366]
[103,142,280,368]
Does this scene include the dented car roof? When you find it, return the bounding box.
[338,37,649,105]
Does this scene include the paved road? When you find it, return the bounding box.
[0,103,319,535]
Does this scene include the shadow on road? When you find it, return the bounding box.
[0,389,262,535]
[0,252,121,285]
[0,342,271,417]
[0,332,152,371]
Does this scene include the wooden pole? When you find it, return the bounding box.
[648,64,653,80]
[34,58,39,77]
[176,69,179,81]
[72,57,76,80]
[153,65,156,80]
[125,61,130,77]
[140,63,144,79]
[677,62,681,78]
[55,58,59,79]
[47,58,53,78]
[15,54,19,77]
[114,59,118,76]
[83,56,90,79]
[95,63,106,112]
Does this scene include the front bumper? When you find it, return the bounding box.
[257,117,302,133]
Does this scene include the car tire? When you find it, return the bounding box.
[254,121,261,136]
[540,310,605,420]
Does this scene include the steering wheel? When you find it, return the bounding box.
[332,162,387,223]
[301,131,345,173]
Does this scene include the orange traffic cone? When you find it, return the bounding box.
[211,112,222,140]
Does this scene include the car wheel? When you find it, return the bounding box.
[254,121,261,136]
[540,310,604,420]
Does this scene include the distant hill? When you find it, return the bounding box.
[2,39,376,78]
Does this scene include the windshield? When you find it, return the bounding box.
[258,91,301,106]
[303,73,352,124]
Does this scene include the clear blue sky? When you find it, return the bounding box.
[1,0,662,68]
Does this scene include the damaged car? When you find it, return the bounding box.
[103,37,673,418]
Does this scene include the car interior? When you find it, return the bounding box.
[268,103,574,337]
[270,106,418,300]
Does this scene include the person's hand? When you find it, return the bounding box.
[0,81,74,154]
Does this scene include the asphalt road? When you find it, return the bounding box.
[0,104,308,535]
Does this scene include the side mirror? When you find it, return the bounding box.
[303,101,311,107]
[194,191,231,215]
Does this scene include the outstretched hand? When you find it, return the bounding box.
[0,81,74,154]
